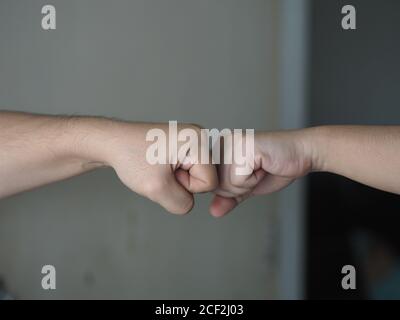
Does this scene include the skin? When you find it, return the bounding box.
[1,111,399,217]
[0,111,218,215]
[210,126,400,217]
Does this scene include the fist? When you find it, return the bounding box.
[210,129,313,217]
[102,122,218,215]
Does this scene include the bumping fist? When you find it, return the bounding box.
[209,129,314,217]
[105,124,313,217]
[99,122,218,215]
[2,112,398,215]
[72,120,315,217]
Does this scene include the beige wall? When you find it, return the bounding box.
[0,0,280,299]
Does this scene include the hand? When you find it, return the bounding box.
[96,122,218,215]
[0,112,217,212]
[209,129,314,217]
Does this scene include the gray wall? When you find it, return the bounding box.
[310,0,400,125]
[0,0,280,299]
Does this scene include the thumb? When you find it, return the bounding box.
[209,195,238,218]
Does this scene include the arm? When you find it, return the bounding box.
[210,125,400,217]
[0,111,217,214]
[308,126,400,195]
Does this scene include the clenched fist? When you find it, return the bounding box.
[2,112,400,216]
[210,129,314,217]
[0,112,218,214]
[210,125,400,217]
[100,122,218,214]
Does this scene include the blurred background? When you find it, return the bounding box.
[307,0,400,299]
[0,0,399,299]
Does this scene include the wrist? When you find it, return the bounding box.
[56,116,120,169]
[298,126,330,173]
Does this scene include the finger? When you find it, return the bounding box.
[230,167,266,190]
[214,164,260,198]
[209,195,238,218]
[213,187,237,198]
[209,192,252,217]
[176,163,218,193]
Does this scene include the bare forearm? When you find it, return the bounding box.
[0,111,217,215]
[308,125,400,194]
[210,125,400,217]
[0,111,111,198]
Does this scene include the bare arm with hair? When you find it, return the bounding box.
[0,111,217,214]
